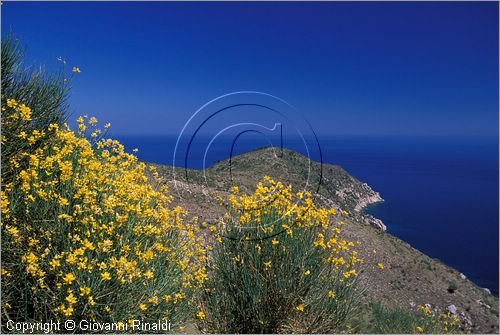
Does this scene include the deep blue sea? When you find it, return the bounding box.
[115,134,499,295]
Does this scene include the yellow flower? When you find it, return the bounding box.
[6,98,17,107]
[104,306,111,313]
[79,287,91,296]
[139,303,147,311]
[63,273,76,285]
[271,238,279,245]
[263,261,272,270]
[72,67,81,73]
[377,263,384,269]
[49,259,61,269]
[23,252,37,265]
[66,253,77,265]
[82,239,95,250]
[61,306,74,317]
[100,239,113,252]
[19,104,32,121]
[65,293,77,305]
[304,270,311,276]
[101,272,111,281]
[328,290,336,298]
[59,197,69,206]
[342,269,357,279]
[416,326,424,333]
[418,305,431,315]
[196,311,206,320]
[6,226,19,236]
[231,186,239,193]
[141,249,154,262]
[148,296,159,305]
[295,304,305,312]
[143,270,154,279]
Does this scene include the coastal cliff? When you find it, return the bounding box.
[354,189,384,212]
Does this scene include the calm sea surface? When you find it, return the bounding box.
[115,134,499,295]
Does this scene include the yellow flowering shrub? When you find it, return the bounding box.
[1,107,207,328]
[198,178,363,333]
[416,304,470,333]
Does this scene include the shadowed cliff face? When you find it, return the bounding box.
[153,147,499,334]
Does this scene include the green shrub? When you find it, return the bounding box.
[363,303,469,334]
[367,303,422,334]
[1,33,69,184]
[447,282,458,293]
[197,180,362,333]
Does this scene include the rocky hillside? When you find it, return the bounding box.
[153,147,498,333]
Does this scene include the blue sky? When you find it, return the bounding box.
[2,1,498,136]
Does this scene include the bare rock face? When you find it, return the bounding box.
[364,214,387,231]
[447,304,458,314]
[354,192,383,212]
[348,182,386,231]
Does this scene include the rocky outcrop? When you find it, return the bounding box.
[333,181,386,230]
[354,191,383,212]
[348,183,386,231]
[363,214,387,231]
